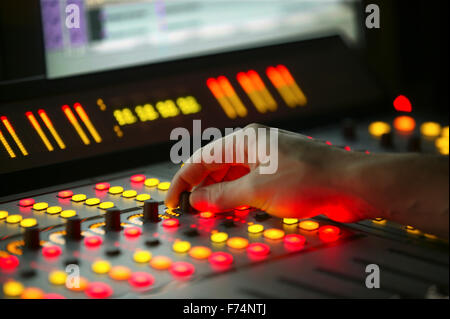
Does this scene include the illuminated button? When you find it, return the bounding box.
[66,277,88,292]
[19,198,35,207]
[71,194,87,202]
[299,220,319,231]
[393,115,416,133]
[144,178,160,187]
[162,218,179,228]
[263,228,285,240]
[284,234,306,248]
[172,241,191,253]
[130,174,146,183]
[170,261,195,278]
[129,272,154,288]
[42,245,62,258]
[20,218,37,228]
[209,252,233,267]
[108,186,124,195]
[33,202,48,211]
[109,266,131,281]
[99,202,114,210]
[199,211,214,219]
[0,255,19,270]
[442,126,449,138]
[368,121,391,137]
[157,182,171,191]
[247,243,270,256]
[92,260,111,274]
[150,256,172,270]
[133,250,152,263]
[424,233,438,240]
[435,136,449,155]
[236,205,250,210]
[420,122,441,138]
[211,232,228,243]
[84,235,103,248]
[95,182,110,191]
[318,225,341,242]
[21,287,44,299]
[248,224,264,234]
[124,226,142,238]
[46,206,62,215]
[189,246,212,260]
[3,281,24,297]
[60,210,77,218]
[226,237,249,249]
[44,293,66,299]
[85,282,113,299]
[136,194,151,202]
[282,218,298,225]
[85,198,100,206]
[6,214,22,224]
[57,190,73,199]
[48,270,67,285]
[0,210,8,220]
[122,190,137,198]
[372,218,387,225]
[405,225,421,235]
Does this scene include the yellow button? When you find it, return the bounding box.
[405,225,421,235]
[60,210,77,218]
[150,256,172,270]
[0,210,8,220]
[92,260,111,274]
[144,178,160,187]
[442,126,449,138]
[226,237,249,249]
[46,206,62,215]
[420,122,441,138]
[109,186,124,195]
[172,240,191,253]
[72,194,87,202]
[109,266,131,280]
[49,270,67,285]
[189,246,212,259]
[368,121,391,137]
[133,250,152,263]
[33,202,48,211]
[21,287,44,299]
[263,228,285,240]
[122,190,137,198]
[85,198,100,206]
[157,182,171,191]
[283,218,298,225]
[20,218,37,228]
[299,220,319,231]
[424,233,438,240]
[136,194,151,202]
[248,224,264,233]
[372,218,387,225]
[3,281,24,297]
[211,232,228,243]
[435,136,449,155]
[99,202,114,210]
[6,214,22,224]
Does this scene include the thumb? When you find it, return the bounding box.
[190,174,255,212]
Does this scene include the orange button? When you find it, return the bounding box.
[21,287,44,299]
[263,228,285,240]
[226,237,249,249]
[189,246,212,259]
[393,115,416,133]
[150,256,172,270]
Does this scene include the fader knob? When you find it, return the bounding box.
[23,226,40,250]
[341,118,356,140]
[143,200,160,223]
[407,135,421,152]
[380,132,393,148]
[180,191,193,214]
[105,208,122,231]
[65,217,82,241]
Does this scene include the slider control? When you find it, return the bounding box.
[24,226,40,250]
[66,216,82,241]
[105,208,122,231]
[143,200,160,223]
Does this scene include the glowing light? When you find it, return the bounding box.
[20,218,37,228]
[122,190,137,198]
[170,261,195,278]
[0,210,8,219]
[424,233,438,240]
[48,270,67,285]
[298,220,319,231]
[0,255,20,270]
[155,100,180,119]
[209,252,233,267]
[19,198,35,207]
[247,243,270,256]
[372,218,387,225]
[26,111,54,151]
[33,202,48,211]
[71,194,87,202]
[368,121,391,137]
[60,210,77,218]
[85,198,100,206]
[124,227,142,238]
[211,232,228,243]
[226,237,249,249]
[236,205,250,210]
[130,174,146,183]
[207,78,238,119]
[21,287,44,299]
[162,218,179,228]
[188,246,212,259]
[95,182,110,191]
[157,182,171,191]
[405,225,421,235]
[92,260,111,274]
[66,277,88,292]
[217,76,248,117]
[420,122,442,138]
[44,293,66,299]
[6,214,22,224]
[176,96,202,115]
[442,126,449,138]
[172,241,191,253]
[199,211,214,219]
[46,206,62,215]
[237,71,268,113]
[282,218,298,225]
[57,190,73,199]
[84,235,103,248]
[38,109,65,149]
[263,228,285,240]
[133,250,152,263]
[248,70,277,111]
[393,95,412,112]
[0,129,16,158]
[136,194,151,202]
[99,202,114,210]
[1,116,28,155]
[129,272,155,288]
[284,234,306,248]
[3,281,24,297]
[248,224,264,234]
[62,105,90,145]
[85,282,113,299]
[109,266,131,281]
[435,136,449,155]
[135,104,159,122]
[74,102,102,143]
[150,256,172,270]
[318,225,341,242]
[42,245,62,258]
[144,178,159,187]
[393,115,416,133]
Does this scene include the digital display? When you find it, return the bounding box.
[40,0,359,78]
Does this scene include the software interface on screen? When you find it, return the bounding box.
[41,0,360,79]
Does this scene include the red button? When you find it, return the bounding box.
[42,245,62,258]
[318,225,341,242]
[284,234,306,248]
[170,262,195,278]
[247,243,270,256]
[84,236,103,248]
[130,174,146,183]
[95,182,110,191]
[129,272,155,288]
[44,293,66,299]
[19,198,35,207]
[124,227,142,238]
[208,252,233,267]
[85,282,113,299]
[0,255,19,270]
[162,218,179,228]
[57,190,73,199]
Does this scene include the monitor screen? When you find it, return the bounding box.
[41,0,360,79]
